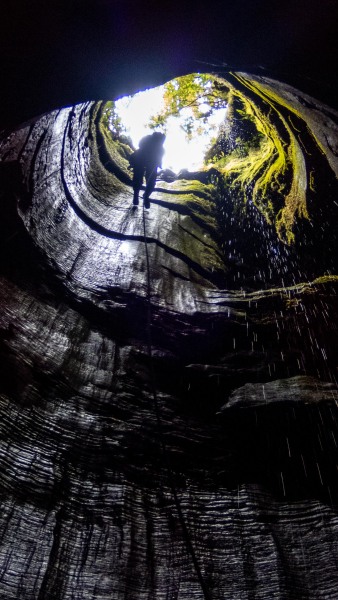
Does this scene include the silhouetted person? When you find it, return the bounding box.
[129,132,165,209]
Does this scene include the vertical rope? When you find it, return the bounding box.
[142,205,211,600]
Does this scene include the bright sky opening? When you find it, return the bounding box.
[113,85,227,172]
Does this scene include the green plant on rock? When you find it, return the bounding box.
[206,74,309,244]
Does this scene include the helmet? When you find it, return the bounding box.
[152,132,166,143]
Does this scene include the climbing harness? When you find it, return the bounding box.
[141,205,211,600]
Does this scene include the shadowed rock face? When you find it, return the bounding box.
[0,73,338,599]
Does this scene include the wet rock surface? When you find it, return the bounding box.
[0,74,338,599]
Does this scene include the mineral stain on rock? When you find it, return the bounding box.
[0,72,338,599]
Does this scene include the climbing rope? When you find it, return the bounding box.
[141,204,211,600]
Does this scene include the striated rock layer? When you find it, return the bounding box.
[0,73,338,599]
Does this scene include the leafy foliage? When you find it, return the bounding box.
[106,101,127,140]
[149,74,229,139]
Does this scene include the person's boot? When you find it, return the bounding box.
[143,194,150,209]
[133,191,139,207]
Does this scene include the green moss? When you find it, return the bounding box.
[208,74,311,244]
[166,178,215,199]
[312,274,338,285]
[85,103,133,202]
[163,190,218,233]
[97,104,133,172]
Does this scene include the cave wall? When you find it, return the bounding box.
[0,73,338,599]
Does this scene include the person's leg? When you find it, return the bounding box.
[144,167,157,207]
[132,168,144,206]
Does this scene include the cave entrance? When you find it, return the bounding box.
[111,73,228,173]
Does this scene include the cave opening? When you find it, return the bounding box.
[92,70,338,291]
[111,73,228,173]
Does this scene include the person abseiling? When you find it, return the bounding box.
[128,132,165,209]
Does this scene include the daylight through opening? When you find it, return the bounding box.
[111,74,228,172]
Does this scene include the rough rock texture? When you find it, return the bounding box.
[0,73,338,599]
